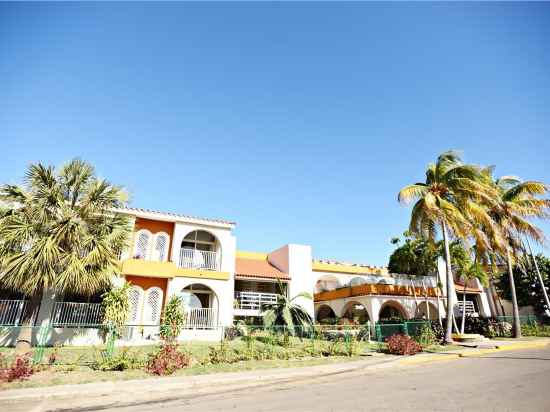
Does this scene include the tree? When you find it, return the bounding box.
[160,295,185,340]
[456,260,488,334]
[398,150,496,343]
[485,176,549,338]
[0,159,131,352]
[497,254,550,318]
[261,282,313,336]
[388,233,438,277]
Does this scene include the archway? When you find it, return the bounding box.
[415,301,439,320]
[341,301,370,325]
[316,305,337,323]
[180,230,221,271]
[379,301,408,321]
[180,283,219,328]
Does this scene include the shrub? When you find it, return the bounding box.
[160,295,185,340]
[146,343,189,375]
[102,282,131,333]
[521,324,550,337]
[386,334,422,356]
[429,321,445,342]
[0,353,34,382]
[416,323,437,347]
[92,348,143,371]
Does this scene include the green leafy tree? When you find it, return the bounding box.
[102,282,131,330]
[398,151,496,343]
[497,254,550,318]
[0,159,131,351]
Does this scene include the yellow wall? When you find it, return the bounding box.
[121,259,230,281]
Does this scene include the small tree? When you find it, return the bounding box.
[456,261,488,334]
[160,295,185,341]
[102,282,131,334]
[262,282,313,336]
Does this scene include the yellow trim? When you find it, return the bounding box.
[175,268,230,280]
[121,259,229,281]
[312,261,387,275]
[236,250,268,260]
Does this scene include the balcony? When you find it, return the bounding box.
[178,248,220,271]
[234,291,278,316]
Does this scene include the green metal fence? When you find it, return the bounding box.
[375,320,431,342]
[496,315,540,326]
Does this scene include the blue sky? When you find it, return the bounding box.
[1,3,549,265]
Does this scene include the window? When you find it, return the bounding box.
[134,230,152,259]
[181,230,216,252]
[153,232,169,262]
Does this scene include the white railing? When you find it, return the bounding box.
[346,274,438,288]
[178,248,220,271]
[0,299,27,325]
[184,308,217,329]
[234,291,278,311]
[455,301,477,316]
[51,302,103,326]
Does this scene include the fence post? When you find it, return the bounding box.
[375,323,382,342]
[105,323,115,359]
[403,322,409,336]
[32,325,51,364]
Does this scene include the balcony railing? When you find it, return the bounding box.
[234,291,278,312]
[0,299,27,326]
[178,248,220,271]
[51,302,103,326]
[454,301,477,317]
[184,308,217,329]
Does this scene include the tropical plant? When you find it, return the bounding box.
[160,295,185,340]
[398,150,496,343]
[388,232,439,276]
[261,282,313,336]
[456,260,488,334]
[497,254,550,318]
[0,159,131,352]
[101,282,131,330]
[484,175,550,337]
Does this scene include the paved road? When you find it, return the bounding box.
[109,347,550,412]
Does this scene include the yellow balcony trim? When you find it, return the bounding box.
[312,261,387,275]
[236,250,268,260]
[175,268,230,281]
[121,259,176,278]
[121,259,230,281]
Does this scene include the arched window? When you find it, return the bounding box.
[134,230,152,260]
[143,287,163,324]
[153,232,170,262]
[128,286,144,324]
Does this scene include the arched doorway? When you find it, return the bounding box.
[316,305,337,323]
[415,302,439,320]
[341,301,370,325]
[379,301,408,322]
[180,283,219,328]
[180,230,221,271]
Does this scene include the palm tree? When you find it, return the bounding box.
[398,151,496,343]
[0,159,131,352]
[261,282,313,336]
[456,260,488,334]
[485,176,549,338]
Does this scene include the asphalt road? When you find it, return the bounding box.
[109,346,550,412]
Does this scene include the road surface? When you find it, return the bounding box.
[109,346,550,412]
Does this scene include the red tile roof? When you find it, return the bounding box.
[235,257,290,281]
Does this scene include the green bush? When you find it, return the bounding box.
[92,348,143,371]
[160,295,185,340]
[415,323,437,347]
[521,324,550,337]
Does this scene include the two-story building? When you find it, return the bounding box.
[0,206,494,346]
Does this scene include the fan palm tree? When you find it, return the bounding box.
[398,151,497,343]
[485,175,549,337]
[0,159,131,352]
[261,282,313,336]
[456,260,488,334]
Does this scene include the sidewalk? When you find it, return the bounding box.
[1,338,548,412]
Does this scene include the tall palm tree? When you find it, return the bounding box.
[485,175,549,338]
[398,151,496,343]
[0,159,131,352]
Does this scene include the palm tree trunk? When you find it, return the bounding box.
[506,249,521,338]
[526,239,550,316]
[15,292,43,354]
[461,284,467,335]
[441,221,455,344]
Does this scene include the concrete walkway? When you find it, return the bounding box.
[1,338,548,411]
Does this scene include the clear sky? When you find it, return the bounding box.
[1,3,549,265]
